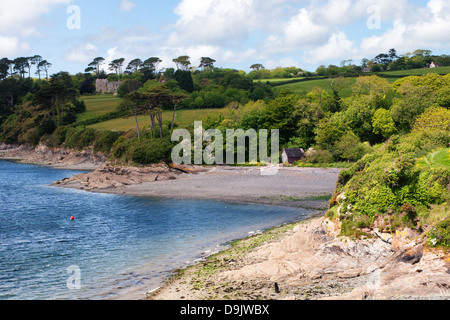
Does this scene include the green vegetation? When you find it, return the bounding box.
[89,108,224,132]
[78,95,122,122]
[1,49,449,244]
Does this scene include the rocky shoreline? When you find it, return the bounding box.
[0,143,107,171]
[1,144,449,300]
[148,217,450,300]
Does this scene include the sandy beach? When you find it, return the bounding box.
[91,166,342,208]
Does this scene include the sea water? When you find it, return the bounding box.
[0,160,312,300]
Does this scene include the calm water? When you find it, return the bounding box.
[0,160,312,300]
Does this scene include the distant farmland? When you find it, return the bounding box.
[274,66,450,97]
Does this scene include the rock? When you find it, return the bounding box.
[392,228,421,251]
[54,163,181,191]
[396,244,424,265]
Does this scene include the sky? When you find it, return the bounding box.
[1,0,450,75]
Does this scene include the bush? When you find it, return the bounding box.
[112,137,174,165]
[304,148,334,164]
[64,126,97,150]
[428,218,450,248]
[94,130,120,153]
[131,138,173,165]
[331,131,450,236]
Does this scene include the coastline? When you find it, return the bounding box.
[0,144,107,171]
[2,145,449,300]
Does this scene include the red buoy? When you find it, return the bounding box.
[70,216,75,221]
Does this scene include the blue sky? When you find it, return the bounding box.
[1,0,450,75]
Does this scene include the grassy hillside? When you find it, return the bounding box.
[275,78,356,97]
[417,148,450,169]
[78,95,122,122]
[88,108,225,132]
[274,67,450,97]
[75,94,225,132]
[378,66,450,76]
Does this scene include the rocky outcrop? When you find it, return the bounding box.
[151,217,450,300]
[52,163,181,191]
[221,218,450,300]
[0,143,107,170]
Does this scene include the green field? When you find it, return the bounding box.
[253,77,304,83]
[274,67,450,97]
[275,78,357,97]
[88,108,225,132]
[378,66,450,76]
[78,95,122,122]
[77,94,224,132]
[417,148,450,169]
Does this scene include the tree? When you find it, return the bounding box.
[413,49,432,58]
[31,55,43,80]
[315,112,351,158]
[199,57,216,71]
[328,76,351,106]
[88,57,105,74]
[388,48,398,62]
[32,72,78,127]
[413,106,450,135]
[173,56,191,71]
[391,83,438,132]
[117,79,143,98]
[126,58,143,74]
[352,75,392,98]
[79,76,96,95]
[142,57,162,73]
[169,92,188,132]
[0,58,9,80]
[174,70,194,93]
[372,108,398,139]
[38,60,52,80]
[361,58,369,68]
[84,66,95,73]
[109,58,125,76]
[13,57,29,80]
[336,131,372,162]
[124,91,146,140]
[250,64,264,71]
[143,86,173,138]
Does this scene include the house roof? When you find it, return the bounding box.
[283,148,305,158]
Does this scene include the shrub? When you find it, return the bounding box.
[330,130,450,236]
[428,218,450,248]
[112,137,174,165]
[304,148,334,164]
[94,130,120,153]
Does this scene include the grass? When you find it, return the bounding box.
[417,148,450,169]
[275,78,356,97]
[253,77,304,83]
[274,67,450,97]
[378,66,450,76]
[76,94,226,132]
[88,108,225,131]
[78,95,122,122]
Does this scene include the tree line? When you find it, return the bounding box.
[0,56,52,81]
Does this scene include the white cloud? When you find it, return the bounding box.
[65,43,98,63]
[0,35,30,57]
[119,0,137,12]
[168,0,284,46]
[0,0,72,35]
[305,32,357,65]
[358,0,450,57]
[0,0,71,59]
